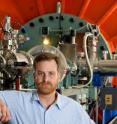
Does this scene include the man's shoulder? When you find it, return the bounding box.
[0,90,34,100]
[0,90,32,94]
[58,93,81,107]
[57,93,85,115]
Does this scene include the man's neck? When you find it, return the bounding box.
[38,91,57,109]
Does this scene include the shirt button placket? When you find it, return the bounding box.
[44,110,50,124]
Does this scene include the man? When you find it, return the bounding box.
[0,52,95,124]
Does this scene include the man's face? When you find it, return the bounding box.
[34,60,60,95]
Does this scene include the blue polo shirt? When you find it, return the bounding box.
[0,91,95,124]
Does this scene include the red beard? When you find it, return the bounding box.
[37,81,56,95]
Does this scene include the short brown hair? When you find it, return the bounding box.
[33,52,59,70]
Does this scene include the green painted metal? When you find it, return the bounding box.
[19,13,87,51]
[18,13,110,90]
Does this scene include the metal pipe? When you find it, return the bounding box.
[78,59,117,73]
[94,60,117,67]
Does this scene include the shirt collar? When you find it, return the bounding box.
[31,91,65,110]
[55,92,64,110]
[31,90,39,101]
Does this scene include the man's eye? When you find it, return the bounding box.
[49,72,55,76]
[37,72,43,76]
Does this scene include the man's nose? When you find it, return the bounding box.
[43,73,49,82]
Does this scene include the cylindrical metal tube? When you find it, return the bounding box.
[95,60,117,67]
[78,59,117,73]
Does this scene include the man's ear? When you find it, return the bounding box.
[33,72,37,81]
[57,72,61,83]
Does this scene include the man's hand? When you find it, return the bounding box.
[0,99,11,122]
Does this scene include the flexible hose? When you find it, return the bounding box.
[72,32,93,89]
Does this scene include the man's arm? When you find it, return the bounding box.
[0,99,11,123]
